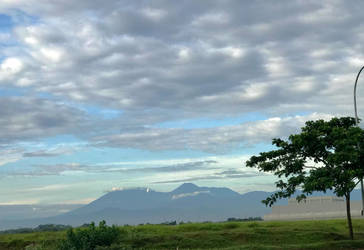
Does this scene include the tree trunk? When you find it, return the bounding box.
[345,193,354,240]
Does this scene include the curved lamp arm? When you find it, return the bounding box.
[354,66,364,125]
[353,66,364,216]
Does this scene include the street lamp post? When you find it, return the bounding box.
[354,66,364,216]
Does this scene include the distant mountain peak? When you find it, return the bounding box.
[172,183,200,194]
[180,183,198,188]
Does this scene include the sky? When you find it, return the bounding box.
[0,0,364,205]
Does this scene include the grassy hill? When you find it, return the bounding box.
[1,219,364,249]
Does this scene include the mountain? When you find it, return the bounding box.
[69,188,169,215]
[1,184,363,230]
[171,183,200,194]
[0,183,273,230]
[63,183,271,225]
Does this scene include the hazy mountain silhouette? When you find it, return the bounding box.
[0,183,363,230]
[171,183,200,194]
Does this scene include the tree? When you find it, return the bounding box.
[58,221,122,250]
[246,117,364,240]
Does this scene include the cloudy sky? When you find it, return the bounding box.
[0,0,363,205]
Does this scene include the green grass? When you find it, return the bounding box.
[1,219,364,249]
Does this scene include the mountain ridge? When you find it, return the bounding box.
[1,183,363,230]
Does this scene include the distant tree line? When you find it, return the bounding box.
[0,224,71,234]
[226,217,262,222]
[138,217,263,226]
[2,216,264,235]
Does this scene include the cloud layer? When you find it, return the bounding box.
[0,0,363,120]
[0,1,364,203]
[93,113,333,152]
[0,0,361,166]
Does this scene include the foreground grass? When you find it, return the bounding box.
[1,219,364,249]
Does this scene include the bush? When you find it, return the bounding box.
[57,221,122,250]
[160,220,177,226]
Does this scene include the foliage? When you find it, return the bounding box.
[247,117,364,205]
[159,220,177,225]
[246,117,364,239]
[2,220,364,249]
[227,217,262,222]
[57,221,121,250]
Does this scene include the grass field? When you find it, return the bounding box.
[1,219,364,249]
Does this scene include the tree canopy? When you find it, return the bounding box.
[246,117,364,239]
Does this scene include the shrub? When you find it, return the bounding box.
[57,221,122,250]
[160,220,177,225]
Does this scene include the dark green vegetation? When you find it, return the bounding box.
[246,117,364,239]
[58,221,121,250]
[1,219,364,249]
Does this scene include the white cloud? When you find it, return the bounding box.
[24,36,38,45]
[141,8,166,21]
[27,184,71,192]
[60,197,96,205]
[178,48,190,60]
[0,198,40,205]
[40,47,63,62]
[299,2,349,24]
[192,12,229,26]
[0,148,23,166]
[0,57,23,75]
[172,191,210,200]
